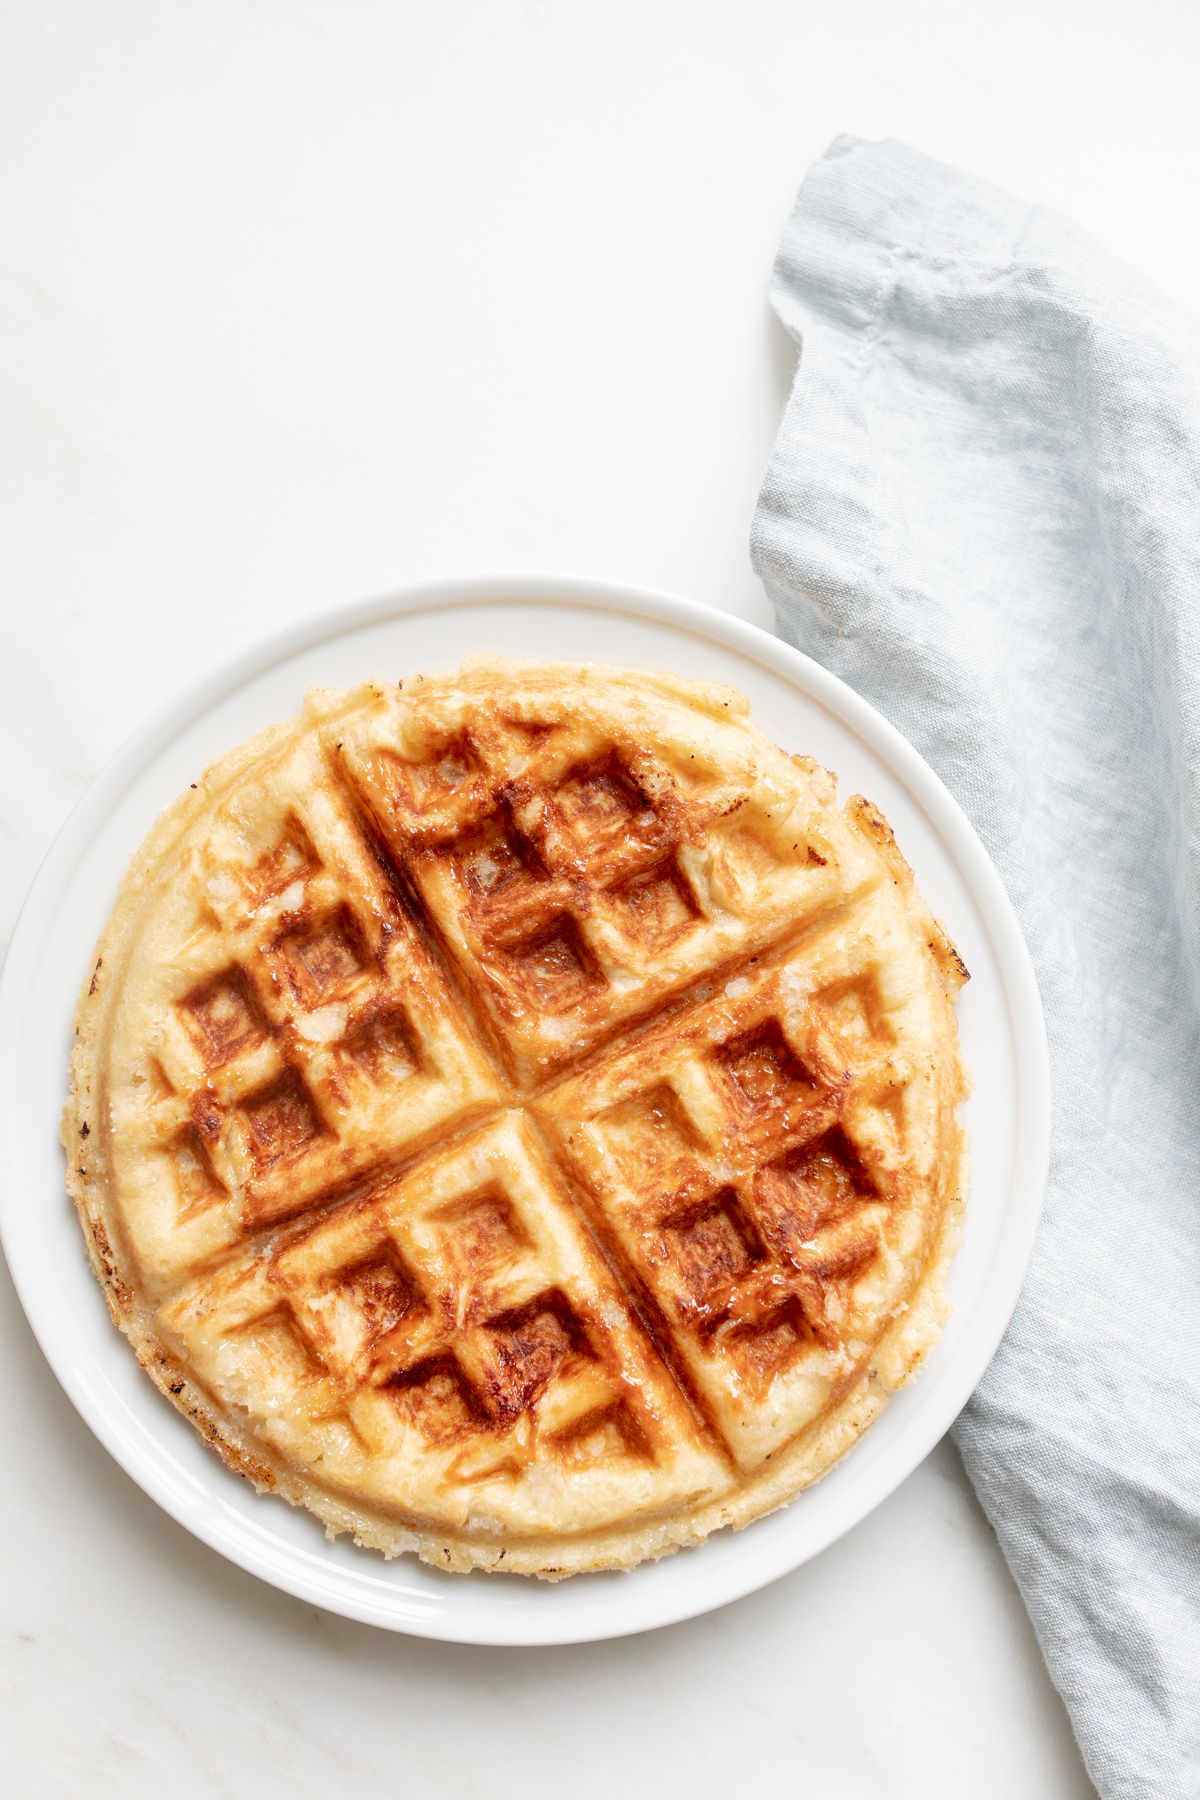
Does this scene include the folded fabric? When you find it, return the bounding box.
[752,136,1199,1800]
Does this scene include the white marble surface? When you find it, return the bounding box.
[11,0,1197,1790]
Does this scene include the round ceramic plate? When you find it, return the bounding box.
[0,575,1047,1646]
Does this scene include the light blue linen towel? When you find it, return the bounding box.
[752,137,1199,1800]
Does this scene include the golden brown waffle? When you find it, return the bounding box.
[65,658,969,1576]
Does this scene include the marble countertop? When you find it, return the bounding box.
[11,0,1192,1790]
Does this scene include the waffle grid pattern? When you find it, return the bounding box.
[143,717,896,1484]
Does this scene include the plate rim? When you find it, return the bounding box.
[0,571,1049,1645]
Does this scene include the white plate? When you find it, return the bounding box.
[0,574,1047,1646]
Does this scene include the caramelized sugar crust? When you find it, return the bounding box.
[64,658,969,1577]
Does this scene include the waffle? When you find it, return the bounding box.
[65,657,969,1576]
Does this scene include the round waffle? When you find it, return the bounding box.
[64,657,969,1577]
